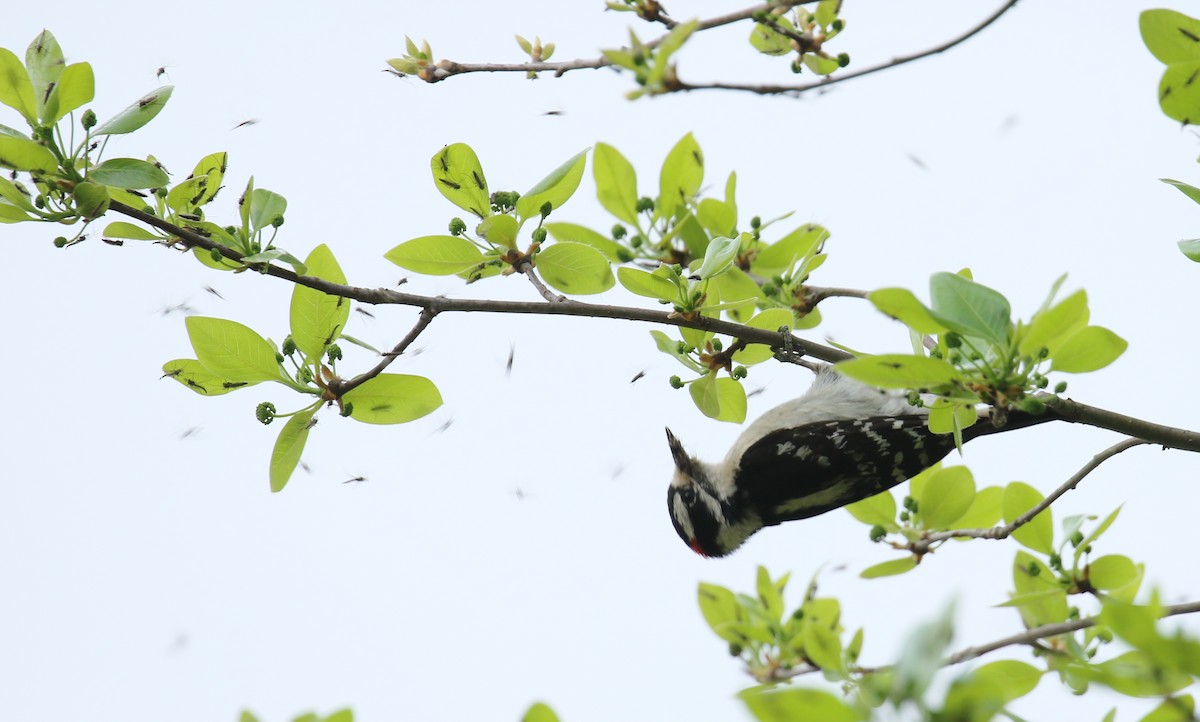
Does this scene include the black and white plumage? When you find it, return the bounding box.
[666,368,1055,557]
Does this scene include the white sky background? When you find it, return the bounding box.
[1,1,1198,720]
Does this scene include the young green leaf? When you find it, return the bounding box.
[593,142,639,225]
[802,623,846,676]
[697,582,744,643]
[836,354,962,389]
[26,30,63,120]
[185,316,284,383]
[868,288,948,335]
[1049,326,1127,373]
[1019,289,1089,358]
[916,466,975,529]
[712,267,762,323]
[517,148,588,220]
[93,86,174,135]
[751,224,827,276]
[0,135,57,172]
[1088,555,1139,591]
[731,308,793,365]
[0,47,37,124]
[1075,505,1122,564]
[248,187,286,233]
[431,143,491,218]
[1162,178,1200,206]
[290,244,351,361]
[161,358,256,396]
[534,242,614,295]
[0,175,34,211]
[343,374,442,425]
[41,62,94,125]
[690,373,720,418]
[270,407,316,492]
[1178,238,1200,262]
[845,490,897,529]
[88,158,170,189]
[929,272,1012,347]
[860,557,917,579]
[522,702,560,722]
[697,198,735,238]
[385,235,487,275]
[1003,482,1054,555]
[1010,552,1067,627]
[543,222,625,261]
[739,687,862,722]
[617,266,679,301]
[477,214,518,249]
[949,486,1003,530]
[691,235,739,279]
[657,133,703,220]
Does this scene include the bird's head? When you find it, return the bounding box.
[665,427,761,558]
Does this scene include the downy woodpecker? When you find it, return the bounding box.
[666,367,1055,557]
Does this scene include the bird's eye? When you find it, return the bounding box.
[679,487,697,505]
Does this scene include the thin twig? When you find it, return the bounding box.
[674,0,1022,96]
[108,200,1200,452]
[519,262,567,303]
[805,285,869,305]
[330,308,438,397]
[915,439,1148,550]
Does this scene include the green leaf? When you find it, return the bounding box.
[1139,696,1195,722]
[1141,10,1200,63]
[868,288,948,335]
[1075,506,1122,564]
[543,222,625,261]
[892,601,957,702]
[689,374,719,418]
[1086,651,1194,697]
[1049,326,1127,373]
[477,214,518,249]
[42,62,94,125]
[1162,178,1200,206]
[739,687,863,722]
[1003,481,1054,555]
[836,354,962,389]
[749,16,795,56]
[1011,551,1067,627]
[0,201,32,223]
[691,235,739,279]
[649,330,705,373]
[248,187,286,233]
[343,374,442,425]
[522,702,560,722]
[712,267,762,323]
[0,47,37,124]
[93,86,174,135]
[1157,61,1200,124]
[860,557,917,579]
[917,466,975,529]
[1178,238,1200,262]
[88,158,170,189]
[290,244,351,361]
[26,30,63,122]
[929,272,1012,347]
[697,198,735,238]
[756,566,784,623]
[103,221,161,242]
[617,266,678,301]
[1019,289,1089,358]
[697,582,744,643]
[517,148,588,220]
[715,377,748,423]
[73,181,109,219]
[270,408,315,493]
[0,135,56,172]
[657,133,703,220]
[431,143,490,218]
[185,316,284,383]
[0,175,33,210]
[732,308,794,364]
[845,490,897,529]
[593,142,639,224]
[751,224,827,276]
[384,235,486,275]
[950,485,1003,530]
[536,242,614,295]
[802,623,846,676]
[1089,555,1139,591]
[943,660,1042,719]
[161,358,256,396]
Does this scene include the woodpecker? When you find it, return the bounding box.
[666,367,1056,557]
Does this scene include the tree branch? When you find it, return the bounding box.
[914,439,1148,550]
[673,0,1023,97]
[330,308,438,397]
[108,200,1200,453]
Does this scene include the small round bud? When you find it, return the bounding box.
[791,608,805,621]
[760,282,776,296]
[790,60,803,74]
[1055,381,1068,394]
[750,216,761,229]
[271,215,285,228]
[34,195,45,209]
[532,227,548,244]
[611,224,627,240]
[1069,530,1084,547]
[282,335,297,356]
[340,401,354,417]
[255,402,277,425]
[298,367,313,383]
[1035,375,1049,389]
[224,225,238,235]
[326,343,343,362]
[903,496,918,513]
[1038,347,1050,359]
[275,352,285,364]
[630,235,644,249]
[539,201,553,218]
[831,19,844,31]
[711,338,723,352]
[635,196,654,213]
[1096,628,1113,643]
[1027,562,1041,577]
[81,109,97,129]
[53,236,68,248]
[449,217,467,236]
[944,332,962,348]
[669,375,683,389]
[728,642,743,657]
[1018,397,1046,415]
[869,525,887,542]
[837,53,850,68]
[732,366,748,380]
[899,511,910,522]
[616,248,633,263]
[210,248,223,262]
[156,187,168,198]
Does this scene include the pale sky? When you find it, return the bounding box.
[2,2,1198,720]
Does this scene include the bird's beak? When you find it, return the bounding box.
[665,427,693,474]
